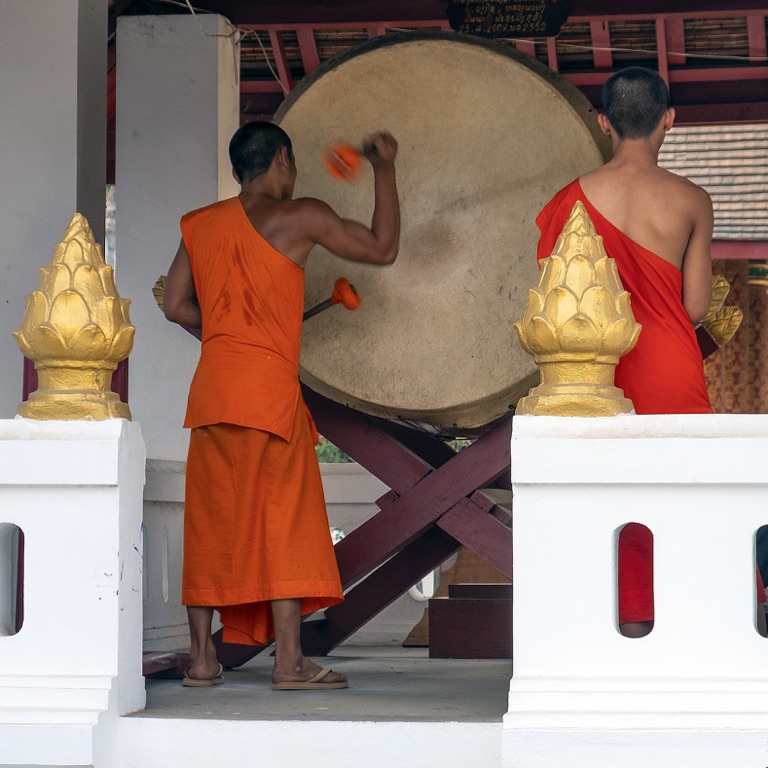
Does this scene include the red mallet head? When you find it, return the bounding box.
[322,142,363,183]
[331,277,361,311]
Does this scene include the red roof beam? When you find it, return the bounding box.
[239,20,451,33]
[546,37,559,73]
[296,28,320,74]
[514,39,536,58]
[589,20,612,70]
[569,10,768,23]
[656,17,670,86]
[566,66,768,86]
[268,30,293,92]
[712,241,768,260]
[664,17,687,67]
[747,13,768,63]
[240,81,285,94]
[671,66,768,83]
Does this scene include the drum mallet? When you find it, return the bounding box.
[322,141,365,183]
[303,277,361,321]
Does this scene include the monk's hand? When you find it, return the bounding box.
[362,131,398,168]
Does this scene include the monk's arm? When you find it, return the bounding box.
[164,238,202,340]
[300,133,400,265]
[681,187,714,324]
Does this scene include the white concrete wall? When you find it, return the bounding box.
[115,14,240,462]
[504,414,768,768]
[0,0,106,419]
[0,418,146,767]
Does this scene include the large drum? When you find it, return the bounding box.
[276,32,610,434]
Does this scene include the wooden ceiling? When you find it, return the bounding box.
[108,0,768,124]
[106,1,768,180]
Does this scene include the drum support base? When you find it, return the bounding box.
[213,385,513,666]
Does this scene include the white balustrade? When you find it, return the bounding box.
[504,413,768,768]
[0,419,145,767]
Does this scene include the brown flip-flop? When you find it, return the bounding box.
[272,667,348,691]
[182,663,225,688]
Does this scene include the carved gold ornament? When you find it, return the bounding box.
[13,214,134,420]
[514,201,641,416]
[152,274,166,311]
[699,274,743,348]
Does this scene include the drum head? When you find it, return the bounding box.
[276,32,610,433]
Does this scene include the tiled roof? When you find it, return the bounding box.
[660,124,768,240]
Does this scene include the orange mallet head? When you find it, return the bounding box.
[330,277,361,311]
[322,142,364,183]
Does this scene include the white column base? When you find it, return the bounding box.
[506,677,768,729]
[503,728,768,768]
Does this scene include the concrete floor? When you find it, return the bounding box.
[134,645,513,723]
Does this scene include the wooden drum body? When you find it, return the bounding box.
[276,32,610,433]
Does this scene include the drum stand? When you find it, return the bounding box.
[214,384,513,667]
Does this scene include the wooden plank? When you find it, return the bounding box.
[303,385,431,494]
[429,597,513,658]
[374,418,458,471]
[332,418,512,585]
[448,583,513,599]
[142,650,190,678]
[376,417,513,492]
[436,497,514,579]
[301,527,460,654]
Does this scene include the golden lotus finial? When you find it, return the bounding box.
[13,213,135,420]
[514,201,641,416]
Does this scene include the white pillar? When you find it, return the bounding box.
[0,419,145,768]
[115,14,240,462]
[0,0,106,419]
[504,414,768,768]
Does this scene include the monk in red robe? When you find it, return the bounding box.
[536,67,716,638]
[164,122,399,687]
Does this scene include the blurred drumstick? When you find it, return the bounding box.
[322,142,363,182]
[303,277,361,321]
[322,141,368,183]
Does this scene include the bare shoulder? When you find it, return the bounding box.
[658,167,711,206]
[292,196,333,212]
[288,196,342,230]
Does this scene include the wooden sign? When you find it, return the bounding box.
[447,0,571,38]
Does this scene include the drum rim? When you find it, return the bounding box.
[274,30,610,165]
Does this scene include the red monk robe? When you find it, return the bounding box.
[536,179,714,625]
[180,197,343,646]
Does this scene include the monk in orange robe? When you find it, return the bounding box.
[164,122,400,687]
[536,67,717,638]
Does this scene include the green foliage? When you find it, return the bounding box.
[315,437,355,464]
[447,437,472,452]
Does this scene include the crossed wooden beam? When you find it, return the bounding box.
[214,385,513,667]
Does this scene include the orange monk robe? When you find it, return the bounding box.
[536,180,714,624]
[179,197,343,646]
